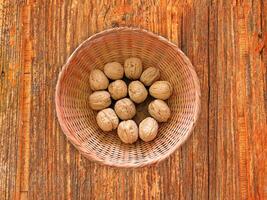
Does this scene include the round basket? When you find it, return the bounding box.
[55,27,201,168]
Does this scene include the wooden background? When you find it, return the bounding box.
[0,0,266,199]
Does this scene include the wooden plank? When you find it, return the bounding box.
[18,2,32,195]
[191,1,209,199]
[207,0,219,199]
[0,0,266,199]
[234,1,266,199]
[0,1,23,200]
[213,1,266,199]
[215,1,240,199]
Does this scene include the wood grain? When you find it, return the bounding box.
[0,0,266,199]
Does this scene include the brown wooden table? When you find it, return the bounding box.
[0,1,266,199]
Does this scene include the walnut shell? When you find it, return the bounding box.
[96,108,119,132]
[114,98,136,120]
[124,57,143,80]
[148,99,171,122]
[89,69,109,91]
[149,81,173,100]
[108,80,127,100]
[140,67,160,86]
[139,117,158,142]
[128,81,148,103]
[117,120,138,144]
[104,62,124,80]
[89,91,111,110]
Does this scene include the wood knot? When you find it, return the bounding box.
[111,21,119,28]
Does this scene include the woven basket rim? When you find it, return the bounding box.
[55,27,201,168]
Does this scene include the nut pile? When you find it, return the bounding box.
[89,57,173,144]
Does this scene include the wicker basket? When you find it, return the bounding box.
[55,27,201,168]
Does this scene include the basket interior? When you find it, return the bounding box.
[56,29,200,167]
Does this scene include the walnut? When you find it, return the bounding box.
[104,62,124,80]
[114,98,136,120]
[96,108,119,132]
[149,81,173,100]
[128,81,148,104]
[148,99,171,122]
[89,91,111,110]
[117,120,138,144]
[108,80,127,100]
[140,67,160,86]
[89,69,109,91]
[139,117,158,142]
[124,57,143,80]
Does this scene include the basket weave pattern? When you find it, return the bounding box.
[56,28,201,167]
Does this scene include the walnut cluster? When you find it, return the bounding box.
[89,57,173,144]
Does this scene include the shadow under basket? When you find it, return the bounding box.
[55,27,201,168]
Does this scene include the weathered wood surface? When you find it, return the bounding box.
[0,0,266,199]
